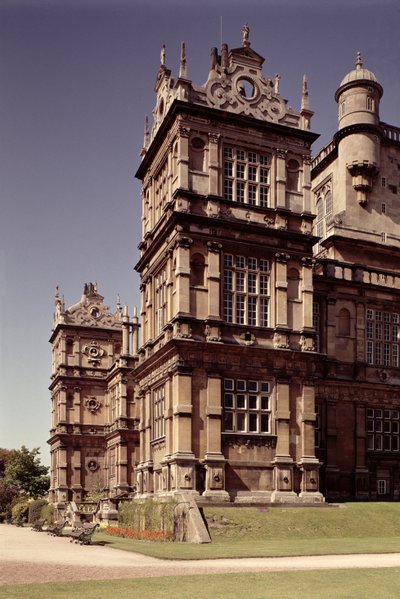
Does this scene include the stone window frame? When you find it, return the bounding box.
[366,308,399,368]
[222,378,272,434]
[367,407,400,453]
[223,253,270,327]
[222,145,270,207]
[152,384,166,441]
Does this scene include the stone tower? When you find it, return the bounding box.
[48,283,139,512]
[312,55,400,500]
[133,28,323,503]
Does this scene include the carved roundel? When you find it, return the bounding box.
[87,459,99,472]
[85,397,102,413]
[236,76,258,101]
[82,340,105,366]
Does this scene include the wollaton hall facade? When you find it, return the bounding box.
[49,27,400,512]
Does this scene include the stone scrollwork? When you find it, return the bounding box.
[205,67,286,123]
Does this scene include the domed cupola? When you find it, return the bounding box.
[335,52,383,130]
[335,53,383,206]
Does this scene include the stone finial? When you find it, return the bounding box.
[274,73,281,94]
[355,51,362,69]
[301,74,309,110]
[144,116,149,148]
[242,23,250,47]
[179,42,187,79]
[160,44,166,66]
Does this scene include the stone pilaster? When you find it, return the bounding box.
[203,373,229,500]
[271,380,297,502]
[274,253,290,329]
[275,148,287,208]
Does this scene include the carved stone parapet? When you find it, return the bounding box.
[273,331,289,349]
[222,434,277,449]
[299,335,315,352]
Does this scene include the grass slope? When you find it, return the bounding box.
[92,503,400,560]
[2,569,400,599]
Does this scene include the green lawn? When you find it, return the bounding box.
[2,569,400,599]
[91,502,400,559]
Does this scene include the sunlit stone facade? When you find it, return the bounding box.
[49,30,400,506]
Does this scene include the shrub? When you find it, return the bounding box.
[28,499,48,524]
[106,526,174,541]
[118,499,176,535]
[40,502,54,524]
[11,499,29,525]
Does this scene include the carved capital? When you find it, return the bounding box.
[275,252,290,264]
[175,236,193,249]
[276,148,288,159]
[178,126,190,138]
[207,241,222,253]
[208,132,220,144]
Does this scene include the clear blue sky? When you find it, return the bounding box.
[1,0,399,466]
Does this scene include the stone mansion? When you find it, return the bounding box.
[49,27,400,513]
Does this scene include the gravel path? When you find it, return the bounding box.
[2,524,400,585]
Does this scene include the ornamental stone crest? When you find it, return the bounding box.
[205,68,286,122]
[84,397,102,413]
[82,340,106,366]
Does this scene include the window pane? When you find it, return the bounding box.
[249,395,257,409]
[249,413,258,432]
[261,414,269,432]
[237,412,246,431]
[236,394,246,409]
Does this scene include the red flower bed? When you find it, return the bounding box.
[106,526,174,541]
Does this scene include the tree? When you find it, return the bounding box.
[4,446,49,498]
[0,448,13,477]
[0,482,19,521]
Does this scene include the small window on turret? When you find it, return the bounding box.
[381,177,387,187]
[389,185,398,194]
[366,96,374,111]
[382,203,386,214]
